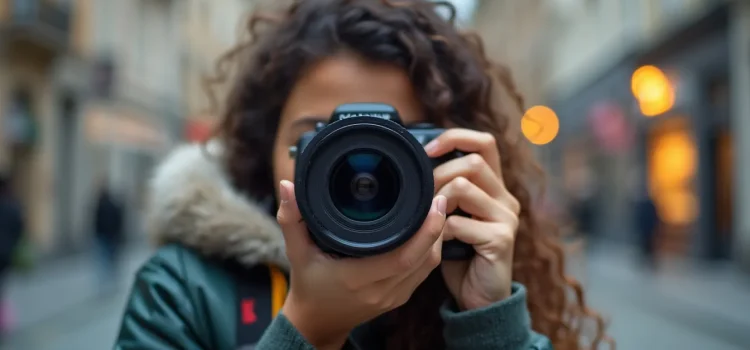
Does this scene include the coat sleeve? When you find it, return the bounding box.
[114,256,208,350]
[255,314,362,350]
[440,282,553,350]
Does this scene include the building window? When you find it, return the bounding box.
[4,89,38,147]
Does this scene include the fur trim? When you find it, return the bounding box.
[146,141,288,270]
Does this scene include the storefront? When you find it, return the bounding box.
[634,5,731,260]
[549,4,733,261]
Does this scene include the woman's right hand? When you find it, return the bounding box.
[276,180,447,349]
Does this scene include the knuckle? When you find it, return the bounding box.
[494,234,514,253]
[504,192,521,211]
[428,249,442,268]
[490,226,515,252]
[442,128,458,138]
[444,215,460,232]
[361,291,383,308]
[444,215,456,228]
[509,214,520,231]
[466,153,486,173]
[480,132,496,146]
[511,197,522,214]
[452,176,471,192]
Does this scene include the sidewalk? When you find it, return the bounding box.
[3,241,154,334]
[584,241,750,348]
[5,237,750,349]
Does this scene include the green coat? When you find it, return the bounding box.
[113,142,553,350]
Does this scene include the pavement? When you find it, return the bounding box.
[0,242,154,350]
[581,242,750,349]
[0,240,748,350]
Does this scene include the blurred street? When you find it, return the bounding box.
[1,0,750,349]
[0,241,748,350]
[584,243,750,349]
[0,242,152,350]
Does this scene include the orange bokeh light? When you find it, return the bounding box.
[648,119,698,226]
[521,105,559,145]
[631,65,675,117]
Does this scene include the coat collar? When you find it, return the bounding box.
[146,141,289,270]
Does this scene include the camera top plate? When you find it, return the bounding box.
[329,103,403,125]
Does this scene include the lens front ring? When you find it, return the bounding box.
[294,117,435,257]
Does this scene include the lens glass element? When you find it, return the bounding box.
[329,150,400,221]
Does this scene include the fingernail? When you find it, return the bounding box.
[424,139,439,154]
[279,180,292,203]
[435,195,447,216]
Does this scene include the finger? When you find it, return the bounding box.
[501,192,522,216]
[434,153,505,198]
[437,177,503,221]
[276,180,313,261]
[340,195,447,282]
[387,237,443,308]
[370,226,441,292]
[344,233,438,300]
[442,215,516,258]
[424,129,501,176]
[440,259,470,300]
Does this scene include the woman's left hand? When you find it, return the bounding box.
[426,129,521,311]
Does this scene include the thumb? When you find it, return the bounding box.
[277,180,312,261]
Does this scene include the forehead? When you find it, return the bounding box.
[280,53,424,124]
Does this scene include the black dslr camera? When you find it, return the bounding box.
[290,103,474,260]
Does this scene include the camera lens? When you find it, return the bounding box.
[330,150,400,221]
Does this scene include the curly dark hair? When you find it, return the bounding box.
[206,0,611,349]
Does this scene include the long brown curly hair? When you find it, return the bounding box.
[207,0,611,349]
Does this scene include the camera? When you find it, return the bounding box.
[290,103,474,260]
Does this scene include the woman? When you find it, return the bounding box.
[115,1,608,349]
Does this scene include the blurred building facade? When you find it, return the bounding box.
[472,0,555,108]
[0,0,184,255]
[471,0,558,177]
[0,0,88,253]
[474,0,750,270]
[181,0,258,142]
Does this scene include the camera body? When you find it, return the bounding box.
[291,103,474,260]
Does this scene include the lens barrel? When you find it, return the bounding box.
[294,116,434,257]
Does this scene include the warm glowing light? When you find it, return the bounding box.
[632,66,666,98]
[521,105,559,145]
[639,87,675,117]
[658,190,699,226]
[631,65,675,117]
[650,131,697,186]
[648,120,698,226]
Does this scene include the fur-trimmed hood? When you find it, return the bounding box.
[145,141,289,270]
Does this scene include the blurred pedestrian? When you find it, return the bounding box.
[571,191,596,241]
[92,182,125,294]
[566,160,598,251]
[0,173,24,340]
[632,184,661,269]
